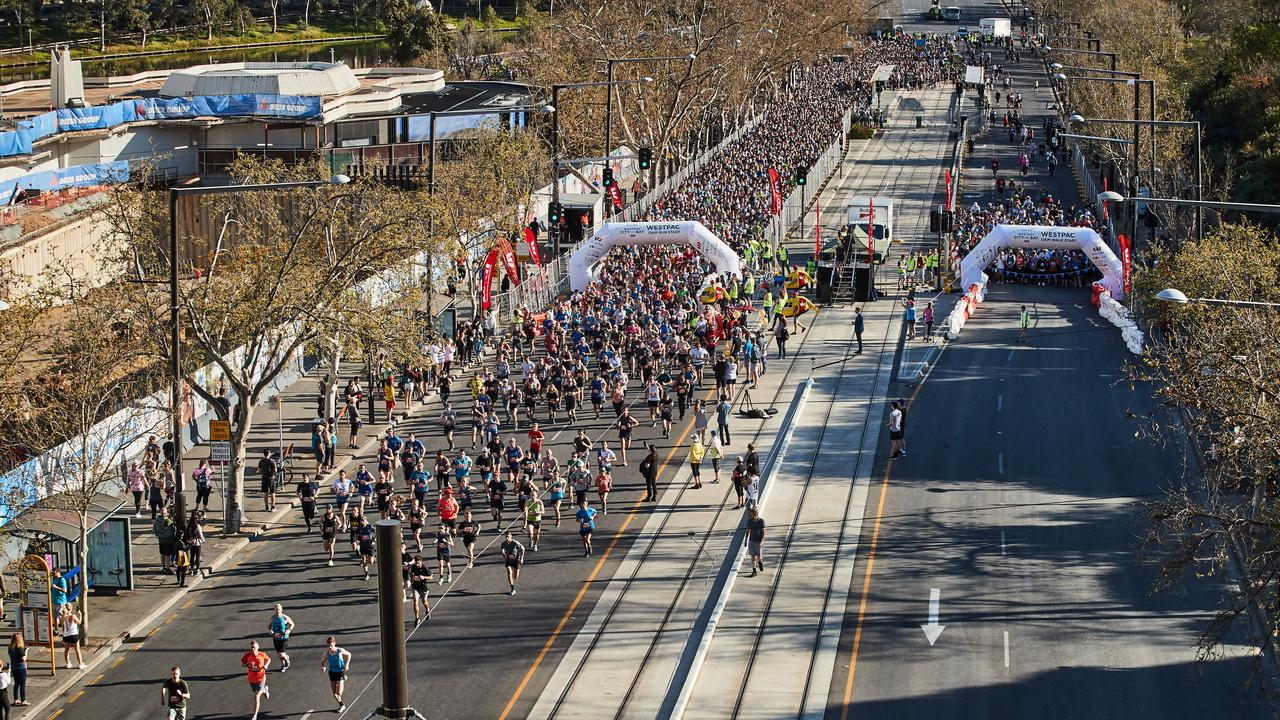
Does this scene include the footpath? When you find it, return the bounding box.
[12,346,482,718]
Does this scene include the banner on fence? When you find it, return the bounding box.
[498,237,519,284]
[1118,232,1131,295]
[767,167,782,215]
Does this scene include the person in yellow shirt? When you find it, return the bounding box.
[688,438,706,489]
[762,289,776,326]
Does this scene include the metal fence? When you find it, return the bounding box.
[761,107,857,251]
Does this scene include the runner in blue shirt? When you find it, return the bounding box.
[320,636,352,714]
[267,604,295,672]
[575,499,597,557]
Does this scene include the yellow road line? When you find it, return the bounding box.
[496,390,709,720]
[839,378,927,719]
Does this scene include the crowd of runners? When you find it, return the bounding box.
[132,34,976,720]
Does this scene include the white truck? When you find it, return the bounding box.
[847,197,894,264]
[980,17,1012,39]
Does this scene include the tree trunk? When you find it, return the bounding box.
[304,0,311,28]
[99,4,106,52]
[323,334,343,420]
[225,402,255,534]
[271,0,278,33]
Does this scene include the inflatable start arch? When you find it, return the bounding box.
[959,224,1125,299]
[568,221,741,292]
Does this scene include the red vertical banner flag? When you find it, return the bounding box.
[867,200,876,264]
[523,226,541,267]
[1118,233,1132,296]
[1101,177,1111,222]
[944,169,953,211]
[497,236,520,284]
[480,248,499,310]
[767,167,783,215]
[608,183,623,210]
[814,201,821,257]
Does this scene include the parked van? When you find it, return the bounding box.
[943,6,961,21]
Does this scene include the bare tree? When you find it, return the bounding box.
[1130,223,1280,683]
[105,157,432,534]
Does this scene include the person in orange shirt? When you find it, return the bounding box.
[240,640,271,720]
[437,487,459,535]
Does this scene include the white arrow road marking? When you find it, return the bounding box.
[921,587,945,646]
[1003,631,1010,668]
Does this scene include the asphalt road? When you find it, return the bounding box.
[830,285,1273,719]
[47,382,722,720]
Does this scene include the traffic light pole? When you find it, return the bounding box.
[551,85,562,257]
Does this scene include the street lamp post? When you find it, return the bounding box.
[169,175,350,535]
[1072,115,1203,240]
[604,54,695,165]
[1155,287,1280,310]
[1097,192,1280,215]
[1045,46,1118,73]
[550,77,653,256]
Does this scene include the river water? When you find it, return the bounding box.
[0,38,392,84]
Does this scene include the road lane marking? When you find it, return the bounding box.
[997,394,1002,412]
[1001,530,1006,556]
[301,710,314,720]
[496,396,706,720]
[48,709,64,720]
[997,453,1003,475]
[89,673,103,686]
[109,656,125,670]
[841,375,928,719]
[1006,349,1014,361]
[1004,630,1010,668]
[67,690,83,704]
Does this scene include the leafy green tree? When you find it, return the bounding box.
[383,0,455,65]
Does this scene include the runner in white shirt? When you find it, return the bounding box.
[645,381,663,426]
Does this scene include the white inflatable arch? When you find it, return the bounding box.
[960,224,1125,299]
[568,221,741,292]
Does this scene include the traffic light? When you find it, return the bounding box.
[638,147,653,170]
[602,168,614,188]
[795,166,808,186]
[930,206,942,232]
[548,201,563,224]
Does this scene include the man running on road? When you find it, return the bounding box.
[267,604,294,672]
[408,556,433,625]
[240,640,271,720]
[320,636,352,714]
[575,499,598,557]
[500,531,525,595]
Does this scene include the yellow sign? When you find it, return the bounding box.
[209,420,231,441]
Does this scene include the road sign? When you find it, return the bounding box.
[210,441,231,463]
[209,420,230,441]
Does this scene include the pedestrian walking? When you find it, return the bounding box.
[161,666,190,720]
[889,400,906,458]
[59,605,85,670]
[773,322,790,358]
[7,635,26,706]
[320,637,351,714]
[853,307,865,354]
[746,507,766,577]
[688,438,706,489]
[240,640,271,720]
[716,394,733,446]
[923,301,935,341]
[639,444,659,502]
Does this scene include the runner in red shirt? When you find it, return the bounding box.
[240,640,272,720]
[527,423,544,459]
[437,487,459,535]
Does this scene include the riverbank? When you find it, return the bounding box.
[0,18,382,66]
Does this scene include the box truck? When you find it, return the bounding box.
[980,18,1012,38]
[846,197,894,264]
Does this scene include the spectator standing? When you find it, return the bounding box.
[853,307,865,354]
[746,508,767,577]
[889,400,905,458]
[7,635,25,706]
[717,395,733,446]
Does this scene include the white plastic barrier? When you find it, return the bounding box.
[1096,288,1145,354]
[944,281,986,340]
